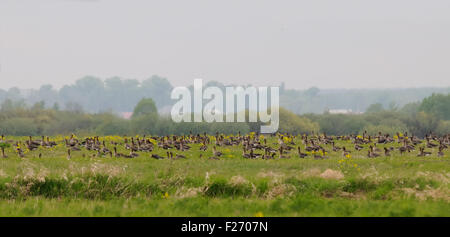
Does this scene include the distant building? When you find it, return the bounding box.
[327,109,363,115]
[120,112,133,119]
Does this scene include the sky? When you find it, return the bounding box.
[0,0,450,90]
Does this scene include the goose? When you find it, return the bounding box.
[398,146,407,155]
[426,138,439,148]
[113,147,121,158]
[297,146,307,158]
[199,142,208,151]
[151,153,165,160]
[174,152,186,159]
[15,145,24,156]
[369,145,381,157]
[242,149,251,159]
[367,150,379,158]
[262,148,273,159]
[279,147,289,159]
[342,147,351,157]
[250,149,263,159]
[71,146,82,151]
[130,151,139,158]
[101,141,110,154]
[417,147,431,157]
[372,143,381,153]
[384,147,391,157]
[121,152,135,159]
[213,146,223,157]
[313,151,324,160]
[332,142,342,152]
[354,144,364,151]
[437,146,444,157]
[377,132,387,144]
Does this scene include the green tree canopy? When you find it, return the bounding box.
[419,93,450,120]
[132,98,158,118]
[366,103,384,113]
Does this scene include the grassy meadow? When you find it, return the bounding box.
[0,134,449,217]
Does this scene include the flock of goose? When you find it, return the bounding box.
[0,131,448,160]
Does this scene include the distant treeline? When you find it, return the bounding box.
[0,93,449,137]
[1,76,449,114]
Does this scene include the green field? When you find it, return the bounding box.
[0,134,449,217]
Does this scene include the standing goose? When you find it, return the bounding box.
[262,148,273,159]
[417,147,431,157]
[297,146,307,158]
[384,147,391,157]
[279,147,289,159]
[242,148,251,159]
[342,147,351,157]
[437,146,444,157]
[369,145,380,157]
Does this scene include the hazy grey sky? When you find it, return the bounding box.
[1,0,450,90]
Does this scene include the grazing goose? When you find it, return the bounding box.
[242,149,251,159]
[426,138,439,148]
[121,151,135,159]
[18,150,25,158]
[367,150,380,158]
[332,142,342,152]
[354,144,364,151]
[342,147,351,157]
[173,152,186,159]
[250,149,263,159]
[213,146,223,157]
[313,150,325,160]
[130,151,139,158]
[417,147,431,157]
[199,142,208,151]
[151,153,165,160]
[113,147,121,158]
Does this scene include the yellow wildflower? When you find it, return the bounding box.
[254,212,264,217]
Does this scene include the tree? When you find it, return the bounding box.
[366,103,384,113]
[278,107,319,134]
[141,75,173,109]
[304,87,320,97]
[419,93,450,120]
[132,98,158,118]
[52,102,60,111]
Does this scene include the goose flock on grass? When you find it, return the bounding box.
[0,131,448,160]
